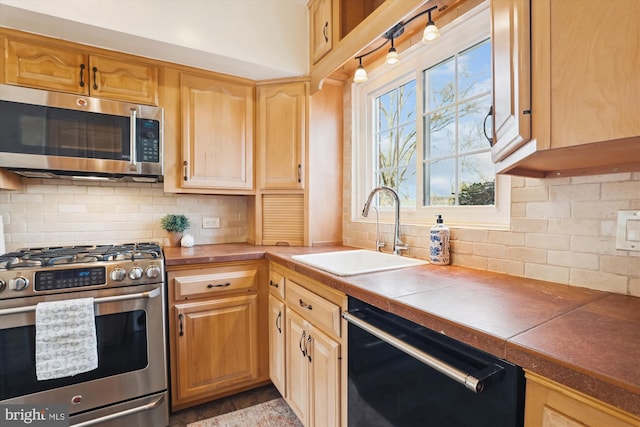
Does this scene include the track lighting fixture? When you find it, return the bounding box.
[353,5,440,82]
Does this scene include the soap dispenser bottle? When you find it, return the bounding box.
[429,215,450,265]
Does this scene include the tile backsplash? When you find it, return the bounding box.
[0,179,247,250]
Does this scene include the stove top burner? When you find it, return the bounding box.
[0,243,162,270]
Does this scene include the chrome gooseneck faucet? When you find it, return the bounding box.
[362,186,408,255]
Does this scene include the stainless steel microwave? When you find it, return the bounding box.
[0,84,163,182]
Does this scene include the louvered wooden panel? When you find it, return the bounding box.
[262,194,304,246]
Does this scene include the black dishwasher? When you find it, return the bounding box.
[343,297,525,427]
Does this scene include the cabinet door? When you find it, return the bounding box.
[268,294,286,396]
[308,325,340,427]
[89,55,158,105]
[174,294,259,402]
[490,0,531,162]
[525,374,640,427]
[285,308,309,426]
[5,39,88,94]
[257,81,306,190]
[180,72,254,191]
[310,0,332,64]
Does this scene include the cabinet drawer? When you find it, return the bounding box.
[286,280,340,337]
[268,269,285,299]
[174,269,257,300]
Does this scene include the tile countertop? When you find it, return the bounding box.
[163,243,640,417]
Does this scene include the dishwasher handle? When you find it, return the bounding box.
[342,311,503,394]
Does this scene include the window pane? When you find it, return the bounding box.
[459,152,495,205]
[427,106,456,158]
[427,58,455,111]
[426,158,455,206]
[377,90,394,132]
[377,129,395,170]
[458,94,492,153]
[399,80,417,125]
[458,40,492,99]
[398,164,416,207]
[398,123,417,166]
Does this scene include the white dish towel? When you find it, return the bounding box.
[35,297,98,381]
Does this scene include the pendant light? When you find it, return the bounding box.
[386,37,399,65]
[422,7,440,44]
[354,57,368,83]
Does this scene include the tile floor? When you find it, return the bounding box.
[168,384,282,427]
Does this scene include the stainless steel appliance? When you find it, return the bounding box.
[343,297,525,427]
[0,84,163,182]
[0,243,168,427]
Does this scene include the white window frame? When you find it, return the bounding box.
[352,3,510,229]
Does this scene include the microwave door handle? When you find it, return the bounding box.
[129,108,137,171]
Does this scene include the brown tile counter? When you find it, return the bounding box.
[163,243,640,417]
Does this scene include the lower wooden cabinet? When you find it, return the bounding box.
[174,294,258,401]
[268,263,346,427]
[525,372,640,427]
[268,294,286,396]
[167,261,269,411]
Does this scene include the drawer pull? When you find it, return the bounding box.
[207,282,231,288]
[299,299,313,310]
[307,335,313,363]
[269,280,279,288]
[178,313,184,337]
[299,330,307,356]
[276,310,282,334]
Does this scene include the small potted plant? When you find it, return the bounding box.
[160,214,190,247]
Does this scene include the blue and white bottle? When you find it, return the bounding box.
[429,215,450,265]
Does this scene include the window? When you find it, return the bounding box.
[354,4,509,228]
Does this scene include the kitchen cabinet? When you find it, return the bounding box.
[269,263,345,427]
[491,0,640,177]
[268,269,286,396]
[167,261,269,411]
[4,36,158,105]
[163,68,255,194]
[309,0,333,64]
[257,80,306,190]
[524,372,640,427]
[251,79,342,247]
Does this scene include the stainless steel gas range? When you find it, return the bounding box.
[0,243,168,427]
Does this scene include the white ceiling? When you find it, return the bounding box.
[0,0,310,81]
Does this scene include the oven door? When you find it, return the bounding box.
[0,283,167,419]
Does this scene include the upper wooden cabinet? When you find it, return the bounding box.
[491,0,640,177]
[163,68,255,194]
[257,80,307,190]
[4,37,159,105]
[309,0,333,64]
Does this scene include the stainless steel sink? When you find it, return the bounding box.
[291,249,427,276]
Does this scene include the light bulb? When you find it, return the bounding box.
[422,22,440,44]
[386,47,399,65]
[354,64,368,83]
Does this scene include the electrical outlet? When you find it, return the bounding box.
[203,217,220,229]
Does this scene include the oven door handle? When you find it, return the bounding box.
[71,394,164,427]
[343,311,500,394]
[0,287,161,316]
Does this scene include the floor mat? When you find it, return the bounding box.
[186,398,302,427]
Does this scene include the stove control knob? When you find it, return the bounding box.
[0,279,5,293]
[128,267,144,280]
[110,268,127,281]
[9,276,29,291]
[145,265,161,279]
